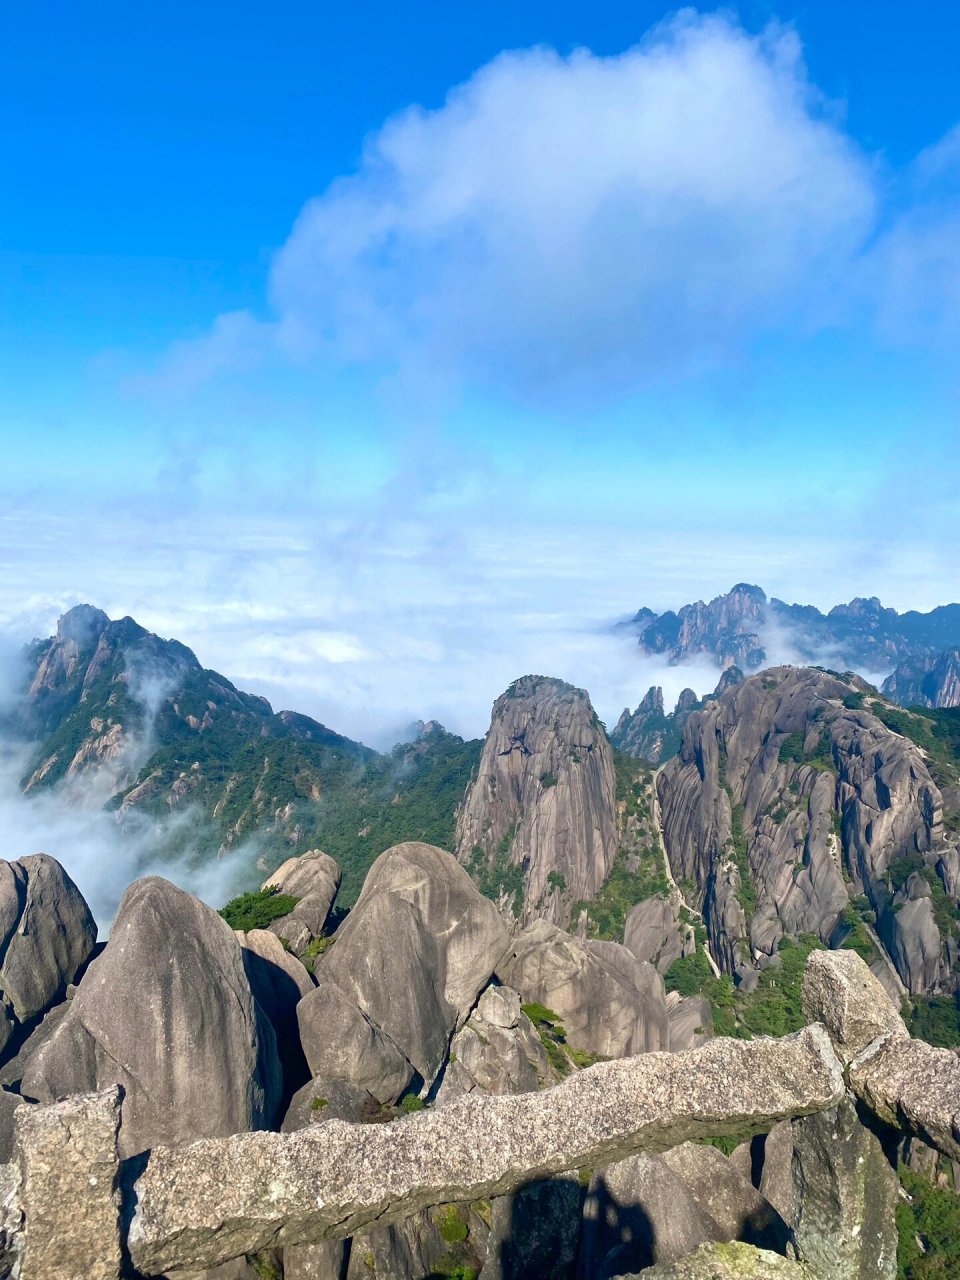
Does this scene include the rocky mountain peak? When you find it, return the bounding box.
[455,674,617,925]
[54,604,109,647]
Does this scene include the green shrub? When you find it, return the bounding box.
[547,870,567,892]
[399,1094,425,1113]
[219,885,300,931]
[310,1096,328,1111]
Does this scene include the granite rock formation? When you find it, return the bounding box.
[0,854,96,1060]
[656,666,960,993]
[497,919,669,1058]
[621,584,960,684]
[261,849,341,957]
[456,676,619,925]
[300,843,510,1100]
[20,877,281,1158]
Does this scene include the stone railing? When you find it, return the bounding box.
[5,951,960,1280]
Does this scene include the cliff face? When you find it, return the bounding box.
[883,649,960,709]
[657,667,960,994]
[455,676,618,925]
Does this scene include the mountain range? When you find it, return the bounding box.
[7,604,960,1016]
[619,583,960,708]
[6,601,960,1277]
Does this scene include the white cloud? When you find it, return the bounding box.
[262,12,875,399]
[141,12,876,403]
[868,124,960,346]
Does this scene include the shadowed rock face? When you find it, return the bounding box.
[582,1142,789,1277]
[302,843,510,1099]
[0,854,96,1061]
[20,877,281,1159]
[497,919,669,1058]
[455,676,618,926]
[656,666,959,993]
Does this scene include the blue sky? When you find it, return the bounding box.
[1,2,959,739]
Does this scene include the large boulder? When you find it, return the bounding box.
[262,850,341,958]
[303,843,510,1096]
[0,854,96,1057]
[296,980,413,1104]
[497,919,669,1057]
[801,949,907,1064]
[624,896,692,974]
[668,993,714,1052]
[436,983,554,1102]
[20,877,281,1158]
[613,1241,816,1278]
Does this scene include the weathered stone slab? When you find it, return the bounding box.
[849,1033,960,1160]
[128,1026,844,1274]
[16,1087,122,1280]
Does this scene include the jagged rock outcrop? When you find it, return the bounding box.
[455,676,618,925]
[656,667,960,992]
[632,584,768,669]
[883,648,960,709]
[497,919,669,1058]
[611,686,697,764]
[20,877,281,1158]
[0,854,96,1060]
[260,849,341,957]
[300,843,510,1100]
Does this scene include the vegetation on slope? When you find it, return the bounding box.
[665,934,825,1040]
[897,1164,960,1279]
